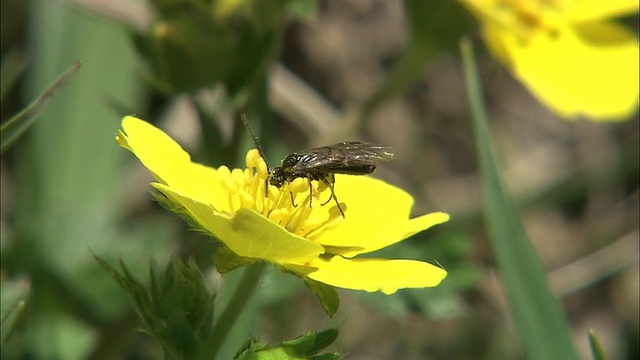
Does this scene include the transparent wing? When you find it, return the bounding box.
[289,142,394,174]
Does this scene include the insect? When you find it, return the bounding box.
[242,115,394,218]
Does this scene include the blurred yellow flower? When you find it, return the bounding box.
[116,116,448,294]
[461,0,639,120]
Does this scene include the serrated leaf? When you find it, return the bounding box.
[462,38,580,360]
[234,337,269,359]
[282,328,338,355]
[234,329,339,360]
[0,61,80,153]
[94,255,215,359]
[93,254,154,323]
[303,278,339,318]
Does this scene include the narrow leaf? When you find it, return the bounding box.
[0,61,81,153]
[1,276,30,345]
[0,300,26,346]
[588,330,609,360]
[1,50,29,101]
[461,38,580,360]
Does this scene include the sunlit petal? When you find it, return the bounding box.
[153,183,324,265]
[307,257,447,295]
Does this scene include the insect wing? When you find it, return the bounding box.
[289,142,394,174]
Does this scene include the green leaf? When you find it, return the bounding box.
[234,329,339,360]
[0,300,25,346]
[235,337,268,359]
[303,278,339,318]
[281,328,338,355]
[213,245,258,274]
[94,256,215,359]
[7,3,158,358]
[588,330,609,360]
[0,50,29,102]
[310,354,340,360]
[284,0,317,19]
[133,1,283,95]
[0,278,30,346]
[461,38,580,360]
[0,61,80,153]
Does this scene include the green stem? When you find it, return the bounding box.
[199,262,265,359]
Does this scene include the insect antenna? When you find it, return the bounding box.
[241,114,269,168]
[241,114,270,197]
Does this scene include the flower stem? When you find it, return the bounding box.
[200,262,265,359]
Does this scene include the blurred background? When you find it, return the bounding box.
[1,0,638,359]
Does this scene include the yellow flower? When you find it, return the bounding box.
[116,116,448,295]
[460,0,639,121]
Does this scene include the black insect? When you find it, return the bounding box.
[242,115,394,218]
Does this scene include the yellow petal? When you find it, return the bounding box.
[118,116,192,185]
[311,175,411,244]
[306,256,447,295]
[153,183,324,265]
[118,116,230,212]
[485,14,639,120]
[400,211,451,240]
[312,174,414,222]
[311,175,449,257]
[560,0,638,22]
[325,212,450,258]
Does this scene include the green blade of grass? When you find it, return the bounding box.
[6,1,171,357]
[588,330,609,360]
[461,38,580,360]
[1,50,29,101]
[0,61,80,153]
[0,278,30,346]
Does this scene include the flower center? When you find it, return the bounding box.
[217,149,344,240]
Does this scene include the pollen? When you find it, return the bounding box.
[217,149,344,238]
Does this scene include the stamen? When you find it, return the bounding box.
[268,208,289,225]
[288,178,309,202]
[218,166,237,193]
[231,168,245,189]
[299,217,323,235]
[305,204,346,240]
[286,193,313,234]
[246,149,268,178]
[239,189,255,209]
[243,168,260,211]
[218,165,237,214]
[218,149,346,240]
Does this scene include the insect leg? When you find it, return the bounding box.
[289,191,297,207]
[321,174,334,206]
[320,176,345,218]
[308,177,313,208]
